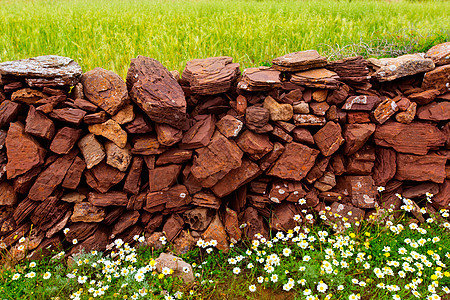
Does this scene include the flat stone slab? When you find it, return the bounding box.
[0,55,82,87]
[272,50,327,72]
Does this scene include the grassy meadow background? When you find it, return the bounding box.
[0,0,449,78]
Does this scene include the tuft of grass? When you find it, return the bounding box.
[1,192,449,299]
[0,0,449,77]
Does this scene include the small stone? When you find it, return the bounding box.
[78,134,106,169]
[373,147,396,186]
[342,95,380,111]
[292,127,315,145]
[11,88,47,104]
[6,122,46,179]
[216,115,243,138]
[88,191,128,207]
[236,130,273,160]
[293,101,309,114]
[263,96,293,121]
[191,191,221,209]
[155,253,194,283]
[245,106,270,129]
[127,56,187,129]
[368,54,435,82]
[155,123,183,147]
[62,156,86,189]
[89,119,127,148]
[61,192,86,203]
[173,230,196,255]
[202,214,229,252]
[180,115,215,149]
[0,182,17,206]
[373,98,398,124]
[396,153,446,183]
[347,111,371,123]
[163,214,184,242]
[272,50,327,72]
[131,134,165,155]
[25,106,55,140]
[0,100,20,128]
[224,208,241,243]
[83,111,108,125]
[267,142,319,181]
[425,42,450,66]
[182,56,240,95]
[156,149,192,165]
[409,89,440,105]
[312,89,328,102]
[50,127,83,155]
[374,121,445,155]
[123,156,144,195]
[270,202,299,231]
[73,98,98,112]
[395,102,417,124]
[417,101,450,121]
[81,67,128,115]
[290,68,340,89]
[85,162,126,193]
[422,65,450,94]
[237,67,281,91]
[105,141,132,172]
[293,114,326,126]
[313,121,344,156]
[148,164,182,192]
[183,208,213,231]
[309,101,329,116]
[71,202,106,222]
[111,104,134,124]
[342,123,376,155]
[191,132,243,188]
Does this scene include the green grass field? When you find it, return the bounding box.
[0,0,449,78]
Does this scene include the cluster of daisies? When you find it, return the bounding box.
[4,189,450,299]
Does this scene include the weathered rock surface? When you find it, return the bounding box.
[313,121,344,156]
[71,202,105,222]
[155,253,194,283]
[148,164,182,192]
[180,115,215,149]
[236,130,273,161]
[343,123,376,155]
[373,147,396,186]
[182,56,240,95]
[28,150,78,201]
[422,64,450,94]
[425,42,450,66]
[155,123,183,146]
[215,115,243,138]
[342,95,379,111]
[0,100,20,128]
[290,68,340,89]
[50,127,82,155]
[49,108,86,126]
[373,98,398,124]
[417,101,450,121]
[105,141,132,172]
[88,191,128,207]
[202,214,229,252]
[183,208,213,231]
[89,119,128,149]
[62,156,86,189]
[80,67,128,115]
[272,50,327,72]
[78,134,106,169]
[395,153,446,183]
[374,121,445,155]
[337,176,377,208]
[0,55,82,87]
[267,142,319,181]
[263,96,293,121]
[191,132,243,188]
[127,56,187,129]
[368,54,435,82]
[85,162,126,193]
[24,106,55,140]
[6,122,46,179]
[237,67,281,91]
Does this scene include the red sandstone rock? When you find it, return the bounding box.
[267,142,319,181]
[313,121,344,156]
[292,127,315,145]
[49,108,86,126]
[342,95,380,111]
[0,182,17,206]
[345,145,376,175]
[374,121,445,155]
[202,214,229,252]
[123,156,144,195]
[80,67,128,115]
[373,147,396,186]
[422,65,450,94]
[182,56,240,95]
[259,142,285,171]
[124,113,153,134]
[293,114,326,126]
[395,102,416,124]
[163,214,184,242]
[347,111,370,124]
[336,175,377,208]
[73,98,98,112]
[127,192,146,210]
[24,106,55,140]
[271,202,300,231]
[236,130,273,160]
[343,123,376,155]
[0,100,20,128]
[309,101,329,116]
[191,132,243,188]
[224,208,241,243]
[272,50,327,72]
[11,88,46,104]
[83,111,109,124]
[50,127,83,154]
[180,115,215,149]
[216,115,243,138]
[5,122,46,179]
[164,185,192,210]
[211,158,261,197]
[28,150,78,201]
[395,153,446,183]
[131,134,165,155]
[78,134,106,169]
[88,191,128,207]
[105,141,132,172]
[62,156,86,189]
[237,67,281,91]
[373,98,398,124]
[111,211,140,237]
[417,101,450,121]
[148,164,182,192]
[426,42,450,65]
[432,180,449,209]
[112,103,134,125]
[368,54,434,82]
[409,89,440,105]
[155,123,183,146]
[85,162,126,193]
[290,68,340,89]
[127,56,187,129]
[89,119,128,149]
[240,207,269,239]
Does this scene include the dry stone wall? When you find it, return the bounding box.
[0,42,449,258]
